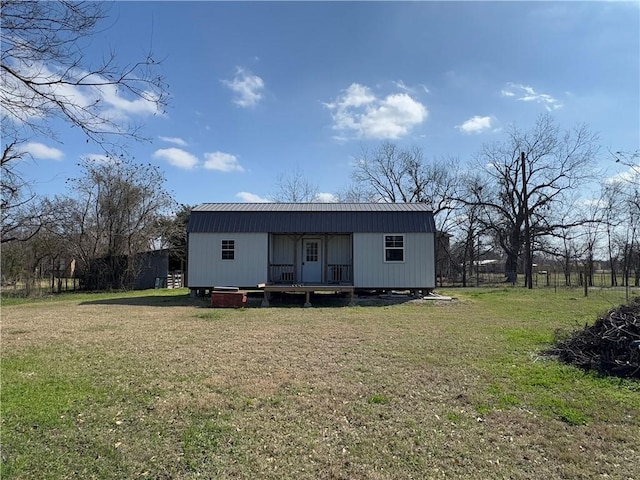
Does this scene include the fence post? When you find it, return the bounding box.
[583,267,588,297]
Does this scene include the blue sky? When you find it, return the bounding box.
[14,1,640,207]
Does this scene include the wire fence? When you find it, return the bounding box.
[438,270,640,290]
[3,270,639,300]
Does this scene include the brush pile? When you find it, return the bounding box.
[549,297,640,379]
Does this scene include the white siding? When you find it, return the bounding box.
[188,232,268,288]
[353,233,435,289]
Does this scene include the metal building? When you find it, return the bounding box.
[186,203,436,297]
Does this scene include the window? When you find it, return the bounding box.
[384,235,404,262]
[306,241,318,262]
[221,240,235,260]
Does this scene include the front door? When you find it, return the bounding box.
[302,239,322,283]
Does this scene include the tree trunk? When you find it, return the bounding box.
[461,260,467,288]
[583,267,588,297]
[562,254,571,286]
[505,252,518,284]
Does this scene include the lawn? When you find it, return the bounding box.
[1,287,639,479]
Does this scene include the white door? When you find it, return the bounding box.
[302,239,322,283]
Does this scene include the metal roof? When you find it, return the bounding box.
[187,203,436,234]
[192,202,434,213]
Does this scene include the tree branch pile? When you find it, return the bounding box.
[548,298,640,379]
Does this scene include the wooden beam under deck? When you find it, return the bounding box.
[259,284,355,308]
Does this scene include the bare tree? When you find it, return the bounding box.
[551,224,581,287]
[612,150,640,178]
[61,157,175,289]
[1,1,168,243]
[271,166,320,202]
[451,173,490,287]
[157,203,192,270]
[1,0,167,146]
[619,218,640,289]
[610,149,640,223]
[351,142,420,203]
[607,151,640,289]
[1,139,44,242]
[350,141,460,230]
[539,194,589,287]
[600,181,625,286]
[578,198,605,293]
[0,195,70,293]
[606,150,640,290]
[469,114,599,286]
[335,182,379,203]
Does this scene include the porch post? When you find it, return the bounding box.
[323,234,328,284]
[304,290,312,308]
[261,290,271,307]
[293,235,300,284]
[267,233,271,284]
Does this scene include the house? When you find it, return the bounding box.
[186,203,437,304]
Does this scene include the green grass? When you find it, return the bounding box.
[1,287,639,479]
[366,393,390,405]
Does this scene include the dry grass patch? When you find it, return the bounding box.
[2,288,639,479]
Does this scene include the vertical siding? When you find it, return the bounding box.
[187,232,268,287]
[271,235,296,263]
[353,233,435,289]
[326,235,351,264]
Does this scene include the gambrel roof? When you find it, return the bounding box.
[187,203,436,234]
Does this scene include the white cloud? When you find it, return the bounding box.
[501,82,563,111]
[581,198,602,208]
[606,164,640,185]
[236,191,270,203]
[393,80,410,92]
[315,192,338,203]
[159,136,188,147]
[98,81,160,118]
[153,148,199,169]
[20,142,63,160]
[393,80,430,95]
[222,67,265,108]
[203,151,244,172]
[152,147,245,172]
[456,115,493,134]
[325,83,427,140]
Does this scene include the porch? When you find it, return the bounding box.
[268,233,353,286]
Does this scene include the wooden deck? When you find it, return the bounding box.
[258,283,355,308]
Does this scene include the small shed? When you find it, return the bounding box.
[186,202,437,297]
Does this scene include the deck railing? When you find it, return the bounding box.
[327,264,352,284]
[270,264,295,283]
[268,263,353,284]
